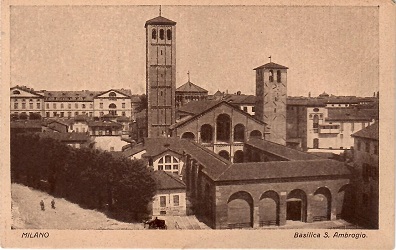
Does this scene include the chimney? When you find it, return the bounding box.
[308,92,311,98]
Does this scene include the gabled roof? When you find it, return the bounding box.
[253,62,288,70]
[172,101,266,130]
[145,16,176,27]
[351,122,379,141]
[11,86,44,97]
[176,81,208,93]
[246,138,320,161]
[153,171,185,190]
[94,89,132,98]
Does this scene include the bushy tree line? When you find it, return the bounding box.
[11,133,156,221]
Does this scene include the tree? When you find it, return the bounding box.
[19,113,28,120]
[136,94,147,112]
[29,113,42,120]
[10,113,19,121]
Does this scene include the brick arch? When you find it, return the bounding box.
[216,113,231,143]
[233,150,244,163]
[218,150,230,161]
[181,132,195,140]
[312,187,332,221]
[250,130,262,139]
[258,190,280,226]
[287,189,307,222]
[233,123,245,142]
[227,191,254,228]
[337,184,354,221]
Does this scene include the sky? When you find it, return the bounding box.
[10,5,379,97]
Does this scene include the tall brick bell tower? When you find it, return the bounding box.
[254,60,288,145]
[145,13,176,137]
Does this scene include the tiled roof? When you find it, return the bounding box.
[326,108,378,122]
[213,90,223,96]
[74,115,89,122]
[11,120,43,129]
[43,90,101,102]
[153,171,185,190]
[216,159,350,182]
[223,94,256,105]
[38,132,90,142]
[176,81,208,93]
[88,121,123,128]
[253,62,288,70]
[145,16,176,27]
[351,122,379,141]
[123,143,146,157]
[116,116,130,122]
[246,138,320,161]
[177,100,222,115]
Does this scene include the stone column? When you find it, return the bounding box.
[331,195,337,220]
[253,206,260,228]
[279,191,287,226]
[306,193,314,223]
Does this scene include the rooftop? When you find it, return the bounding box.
[145,16,176,27]
[38,132,90,142]
[176,81,208,93]
[253,62,289,70]
[246,138,320,161]
[223,94,256,105]
[326,108,378,122]
[152,171,185,190]
[351,122,379,141]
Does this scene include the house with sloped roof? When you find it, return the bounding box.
[151,171,186,216]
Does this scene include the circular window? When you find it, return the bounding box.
[313,108,319,112]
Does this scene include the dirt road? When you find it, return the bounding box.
[11,183,143,230]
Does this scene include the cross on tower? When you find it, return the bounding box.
[187,71,190,82]
[268,55,272,63]
[159,5,162,16]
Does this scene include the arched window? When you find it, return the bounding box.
[234,124,245,142]
[181,132,195,140]
[167,29,172,40]
[216,114,231,142]
[109,103,117,109]
[233,150,244,163]
[159,29,165,40]
[157,154,180,175]
[277,70,281,83]
[269,70,274,82]
[200,124,213,143]
[109,92,116,97]
[218,150,230,161]
[250,130,262,139]
[152,29,157,39]
[12,90,20,95]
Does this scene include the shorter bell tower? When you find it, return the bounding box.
[254,60,288,145]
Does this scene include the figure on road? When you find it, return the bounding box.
[51,199,56,209]
[40,200,45,211]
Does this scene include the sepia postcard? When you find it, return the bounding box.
[1,0,395,249]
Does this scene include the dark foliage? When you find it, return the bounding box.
[11,133,156,221]
[19,113,28,120]
[136,94,147,112]
[29,113,42,120]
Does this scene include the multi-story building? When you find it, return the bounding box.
[10,86,45,118]
[145,15,177,137]
[351,123,379,228]
[10,86,141,120]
